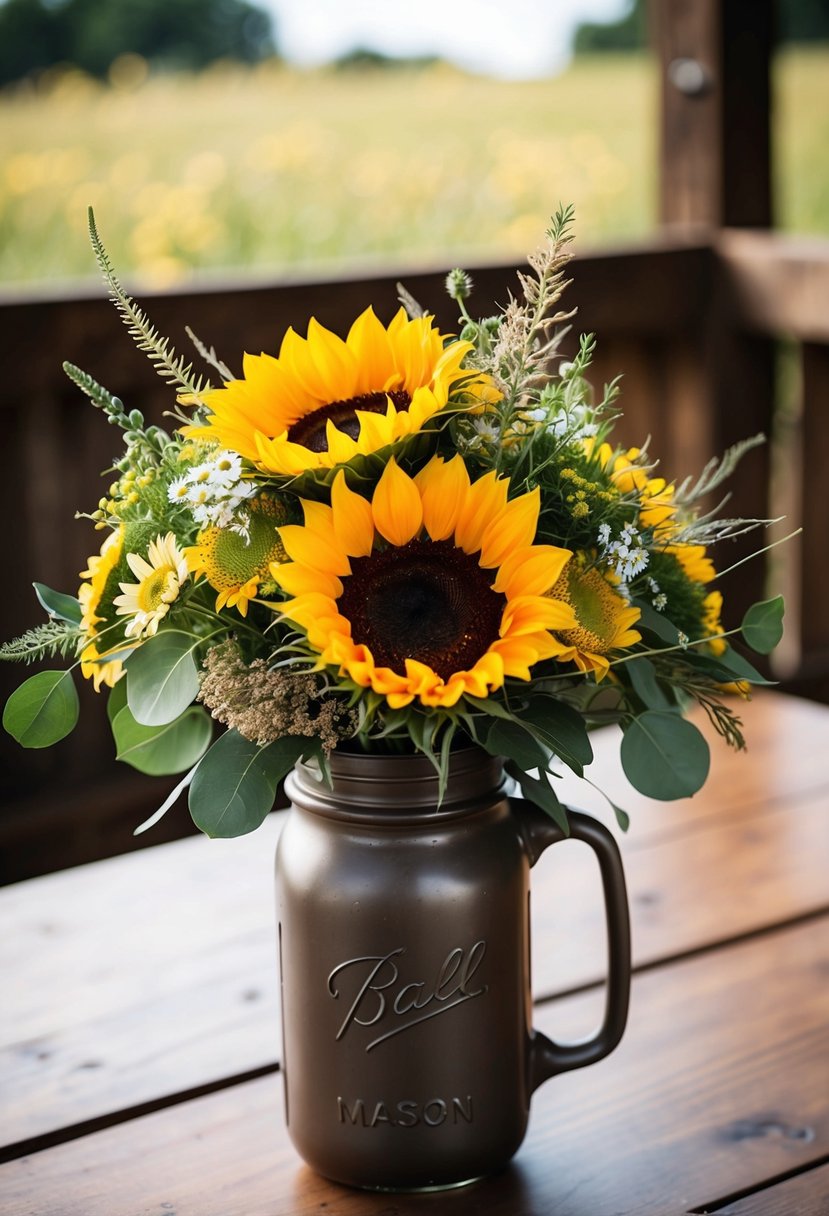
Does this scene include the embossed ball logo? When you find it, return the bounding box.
[327,941,488,1052]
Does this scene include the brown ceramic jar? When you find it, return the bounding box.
[276,747,630,1191]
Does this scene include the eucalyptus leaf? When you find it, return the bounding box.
[463,693,515,721]
[686,647,775,686]
[127,630,201,726]
[134,765,199,836]
[3,670,79,748]
[480,718,550,773]
[106,676,128,725]
[634,601,682,645]
[609,801,630,832]
[33,583,83,625]
[625,657,675,712]
[506,761,570,834]
[523,695,594,775]
[113,704,212,776]
[621,711,710,800]
[741,596,785,654]
[188,730,304,838]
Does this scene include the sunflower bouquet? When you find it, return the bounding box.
[1,207,783,837]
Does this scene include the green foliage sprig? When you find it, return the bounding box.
[88,207,212,404]
[0,620,84,665]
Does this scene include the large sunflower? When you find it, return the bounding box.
[271,457,576,709]
[189,307,481,478]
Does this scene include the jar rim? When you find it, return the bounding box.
[286,744,507,823]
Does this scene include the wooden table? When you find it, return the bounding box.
[1,691,828,1215]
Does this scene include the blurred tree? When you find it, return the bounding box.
[779,0,829,41]
[572,0,829,54]
[333,47,441,72]
[572,0,647,53]
[0,0,277,86]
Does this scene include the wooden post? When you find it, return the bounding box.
[654,0,774,229]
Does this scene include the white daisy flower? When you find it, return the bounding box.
[113,533,189,640]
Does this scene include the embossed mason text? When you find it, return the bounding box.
[338,1095,474,1128]
[328,940,488,1051]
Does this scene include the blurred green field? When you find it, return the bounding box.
[0,48,826,290]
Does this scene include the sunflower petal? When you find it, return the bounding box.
[479,487,540,568]
[371,458,423,546]
[454,471,509,554]
[417,454,470,541]
[330,471,375,558]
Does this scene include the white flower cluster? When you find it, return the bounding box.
[597,521,649,584]
[168,450,256,536]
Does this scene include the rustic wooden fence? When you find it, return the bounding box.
[1,0,827,880]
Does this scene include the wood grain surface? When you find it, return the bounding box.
[1,918,827,1216]
[3,693,828,1159]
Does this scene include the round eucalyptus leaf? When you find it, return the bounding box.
[127,630,200,726]
[189,731,303,838]
[621,711,710,801]
[113,704,212,776]
[741,596,785,655]
[3,670,79,748]
[33,582,83,625]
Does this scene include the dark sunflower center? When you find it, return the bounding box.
[338,540,506,680]
[287,390,412,453]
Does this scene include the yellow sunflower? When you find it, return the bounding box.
[188,307,482,477]
[546,559,641,680]
[593,442,677,534]
[186,496,290,616]
[665,541,716,585]
[701,589,727,656]
[78,527,127,691]
[271,456,576,709]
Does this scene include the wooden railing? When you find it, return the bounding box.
[1,0,827,880]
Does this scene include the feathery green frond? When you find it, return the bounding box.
[674,434,766,507]
[185,327,233,382]
[87,207,212,403]
[0,621,83,665]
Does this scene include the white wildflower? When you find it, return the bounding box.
[597,522,649,584]
[473,417,501,443]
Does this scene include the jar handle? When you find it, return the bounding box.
[509,796,631,1089]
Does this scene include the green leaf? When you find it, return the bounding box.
[634,601,682,645]
[127,630,200,726]
[134,765,199,836]
[188,730,304,838]
[106,677,128,725]
[3,670,79,748]
[112,704,212,776]
[741,596,785,654]
[33,583,83,625]
[480,718,550,772]
[625,657,675,712]
[523,694,594,776]
[463,693,515,721]
[621,711,710,801]
[685,647,775,686]
[506,761,570,834]
[610,801,630,832]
